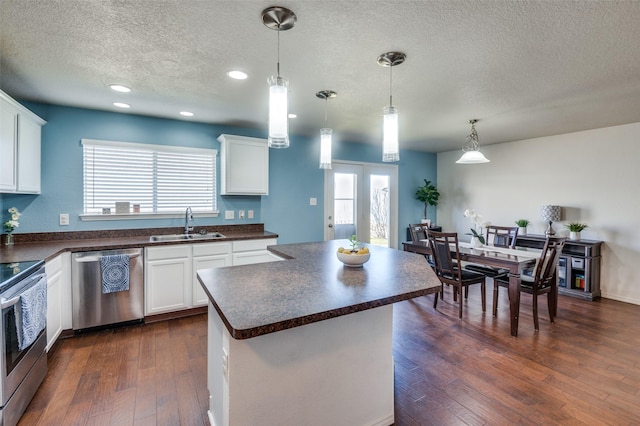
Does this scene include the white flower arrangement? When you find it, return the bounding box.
[464,208,491,244]
[3,207,21,235]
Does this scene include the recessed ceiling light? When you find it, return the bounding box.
[227,70,248,80]
[180,111,194,117]
[288,113,297,119]
[109,84,131,93]
[113,102,130,109]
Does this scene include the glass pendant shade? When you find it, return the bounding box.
[382,106,399,162]
[319,128,332,169]
[456,150,490,164]
[268,76,289,148]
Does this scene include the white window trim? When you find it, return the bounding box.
[81,138,218,220]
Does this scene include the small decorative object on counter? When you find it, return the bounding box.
[566,222,588,241]
[515,219,529,236]
[3,207,21,246]
[336,235,371,267]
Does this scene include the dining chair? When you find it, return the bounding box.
[408,223,428,242]
[493,237,566,330]
[465,225,519,278]
[426,231,486,319]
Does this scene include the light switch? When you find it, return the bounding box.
[239,210,245,219]
[310,198,317,206]
[225,210,235,220]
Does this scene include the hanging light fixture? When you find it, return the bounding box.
[377,51,406,162]
[316,90,337,169]
[456,119,490,164]
[262,6,297,148]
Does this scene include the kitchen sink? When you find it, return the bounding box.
[149,232,226,242]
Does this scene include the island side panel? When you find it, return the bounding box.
[208,303,394,426]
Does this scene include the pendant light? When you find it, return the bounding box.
[316,90,337,169]
[377,52,406,162]
[262,6,296,148]
[456,119,490,164]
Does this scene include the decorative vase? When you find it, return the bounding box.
[569,231,580,241]
[4,234,13,246]
[518,227,527,236]
[470,236,483,248]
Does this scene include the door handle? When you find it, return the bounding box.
[328,224,333,228]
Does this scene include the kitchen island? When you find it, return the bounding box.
[197,239,441,426]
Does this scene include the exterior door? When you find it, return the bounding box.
[324,161,398,248]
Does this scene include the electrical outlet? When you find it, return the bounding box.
[238,210,245,219]
[225,210,235,220]
[310,197,317,206]
[59,213,69,226]
[248,210,254,219]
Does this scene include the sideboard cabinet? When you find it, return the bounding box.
[516,235,602,301]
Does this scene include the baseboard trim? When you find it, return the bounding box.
[144,306,207,323]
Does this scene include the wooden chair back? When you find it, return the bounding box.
[409,223,428,242]
[531,237,566,291]
[485,226,519,248]
[426,231,461,282]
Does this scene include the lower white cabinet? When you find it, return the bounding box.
[45,252,71,351]
[147,239,282,316]
[232,238,280,265]
[145,245,191,315]
[192,243,233,307]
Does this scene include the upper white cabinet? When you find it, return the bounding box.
[0,90,46,194]
[218,134,269,196]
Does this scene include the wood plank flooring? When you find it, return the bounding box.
[19,285,640,425]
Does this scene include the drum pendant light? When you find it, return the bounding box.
[316,90,337,169]
[262,6,297,149]
[377,52,406,162]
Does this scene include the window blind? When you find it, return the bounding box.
[82,139,217,214]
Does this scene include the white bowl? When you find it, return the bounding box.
[336,251,371,267]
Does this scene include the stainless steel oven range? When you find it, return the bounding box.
[0,260,48,426]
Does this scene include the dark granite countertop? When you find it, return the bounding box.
[197,239,441,340]
[0,224,277,263]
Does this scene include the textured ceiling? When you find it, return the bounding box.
[2,0,640,153]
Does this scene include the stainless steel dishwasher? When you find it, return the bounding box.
[71,248,144,330]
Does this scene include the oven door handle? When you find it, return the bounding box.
[1,274,47,309]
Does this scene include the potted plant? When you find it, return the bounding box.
[415,179,440,226]
[515,219,530,236]
[566,222,588,241]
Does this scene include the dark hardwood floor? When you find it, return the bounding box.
[19,285,640,425]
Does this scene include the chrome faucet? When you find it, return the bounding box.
[184,207,194,235]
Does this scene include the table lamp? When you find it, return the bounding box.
[540,205,561,236]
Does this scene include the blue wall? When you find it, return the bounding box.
[1,102,437,248]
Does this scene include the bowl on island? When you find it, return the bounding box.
[336,249,370,267]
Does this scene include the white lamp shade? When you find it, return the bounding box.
[382,105,399,162]
[456,150,490,164]
[319,127,332,169]
[268,76,289,148]
[540,205,561,221]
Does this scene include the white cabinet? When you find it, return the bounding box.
[218,134,269,195]
[192,242,232,307]
[145,239,279,315]
[232,238,281,265]
[45,252,71,351]
[145,245,191,315]
[0,90,45,193]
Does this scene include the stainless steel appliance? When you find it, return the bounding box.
[72,248,144,331]
[0,260,48,426]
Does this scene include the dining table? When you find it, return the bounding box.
[403,240,544,336]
